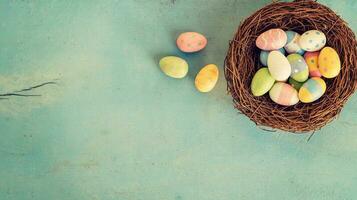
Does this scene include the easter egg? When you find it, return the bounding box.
[287,54,309,82]
[288,77,304,90]
[176,32,207,53]
[256,28,287,51]
[304,51,321,77]
[318,47,341,78]
[251,68,275,96]
[267,50,291,81]
[159,56,188,78]
[269,82,299,106]
[299,30,326,52]
[298,77,326,103]
[195,64,219,92]
[259,48,286,66]
[284,31,305,55]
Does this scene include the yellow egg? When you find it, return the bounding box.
[298,77,326,103]
[195,64,219,92]
[318,47,341,78]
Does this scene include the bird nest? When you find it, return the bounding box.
[224,0,357,133]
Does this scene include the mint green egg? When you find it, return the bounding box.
[251,68,275,96]
[287,53,309,82]
[159,56,188,78]
[288,77,304,90]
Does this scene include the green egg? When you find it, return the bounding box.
[288,77,304,90]
[251,68,275,96]
[159,56,188,78]
[287,54,309,82]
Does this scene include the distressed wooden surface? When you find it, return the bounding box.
[0,0,356,199]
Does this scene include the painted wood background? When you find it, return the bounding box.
[0,0,356,199]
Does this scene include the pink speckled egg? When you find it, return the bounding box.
[256,28,287,51]
[176,32,207,53]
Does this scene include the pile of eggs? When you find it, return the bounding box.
[251,28,341,106]
[159,32,219,93]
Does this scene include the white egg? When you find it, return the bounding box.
[299,30,326,52]
[267,50,291,81]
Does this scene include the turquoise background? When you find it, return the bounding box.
[0,0,356,199]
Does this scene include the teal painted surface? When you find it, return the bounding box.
[0,0,356,199]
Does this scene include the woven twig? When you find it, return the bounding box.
[224,0,357,133]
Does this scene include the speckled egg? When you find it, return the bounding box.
[267,50,291,81]
[299,77,326,103]
[299,30,326,52]
[269,82,299,106]
[284,31,305,55]
[287,54,309,82]
[259,48,286,66]
[195,64,219,92]
[318,47,341,78]
[256,28,287,51]
[304,51,321,77]
[159,56,188,78]
[288,77,304,90]
[176,32,207,53]
[251,68,275,96]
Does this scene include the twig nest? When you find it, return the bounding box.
[224,0,357,133]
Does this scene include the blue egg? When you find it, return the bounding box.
[259,48,285,66]
[284,30,306,55]
[285,31,297,43]
[278,47,286,55]
[260,51,269,66]
[296,49,305,55]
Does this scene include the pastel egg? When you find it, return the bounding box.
[256,28,287,51]
[176,32,207,53]
[298,77,326,103]
[259,48,286,66]
[318,47,341,78]
[267,50,291,81]
[288,77,304,90]
[159,56,188,78]
[195,64,219,92]
[287,54,309,82]
[269,82,299,106]
[304,51,322,77]
[284,31,305,55]
[250,68,275,96]
[299,30,326,52]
